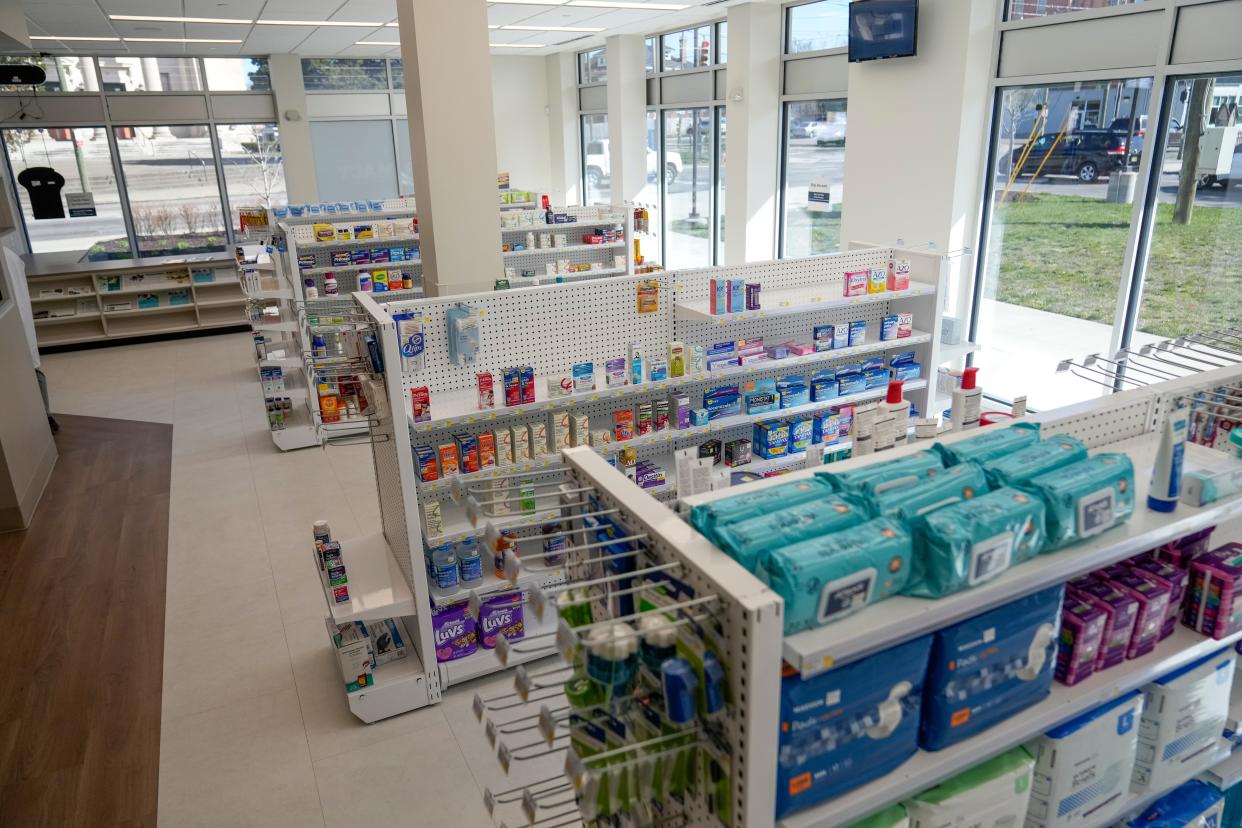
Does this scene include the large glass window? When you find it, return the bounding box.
[390,59,404,89]
[203,58,270,91]
[663,107,715,267]
[662,26,713,72]
[97,57,204,92]
[215,124,286,226]
[394,119,413,195]
[973,78,1153,409]
[4,127,130,258]
[717,22,728,63]
[645,38,656,74]
[114,125,228,257]
[780,99,846,258]
[579,48,607,84]
[1132,74,1242,340]
[0,57,92,92]
[716,106,727,263]
[300,59,389,91]
[581,114,610,205]
[309,120,399,201]
[1007,1,1145,22]
[785,0,850,54]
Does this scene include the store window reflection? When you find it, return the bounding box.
[781,99,846,258]
[663,107,715,268]
[581,114,610,206]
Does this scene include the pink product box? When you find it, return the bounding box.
[1151,526,1215,568]
[1185,543,1242,639]
[784,341,815,356]
[1129,556,1188,640]
[1071,582,1139,671]
[1057,599,1107,686]
[1106,572,1171,660]
[843,269,869,297]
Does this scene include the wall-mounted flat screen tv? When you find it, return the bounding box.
[848,0,919,63]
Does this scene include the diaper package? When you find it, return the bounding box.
[847,805,908,828]
[777,636,932,819]
[817,450,944,496]
[1071,579,1139,671]
[981,434,1087,489]
[869,461,990,525]
[1019,454,1135,551]
[1105,572,1170,659]
[1131,646,1235,793]
[1025,691,1143,828]
[932,422,1041,466]
[906,487,1046,598]
[766,517,913,634]
[1056,597,1107,686]
[691,476,834,546]
[713,493,870,574]
[904,746,1035,828]
[1128,556,1188,640]
[1119,780,1224,827]
[921,585,1063,751]
[1184,543,1242,640]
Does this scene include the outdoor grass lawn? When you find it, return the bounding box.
[986,193,1242,338]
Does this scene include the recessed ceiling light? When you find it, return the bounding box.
[30,35,122,41]
[356,40,400,46]
[110,14,253,24]
[502,24,605,32]
[568,1,690,8]
[124,37,244,43]
[254,19,385,27]
[490,42,544,47]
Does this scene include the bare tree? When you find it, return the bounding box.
[1000,89,1046,173]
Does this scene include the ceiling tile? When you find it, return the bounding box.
[333,0,397,23]
[183,0,257,18]
[96,0,183,13]
[242,26,315,53]
[257,0,349,18]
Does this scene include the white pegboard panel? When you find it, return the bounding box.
[372,413,417,593]
[669,248,892,307]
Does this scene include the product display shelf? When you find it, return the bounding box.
[29,291,94,304]
[316,531,417,625]
[35,312,101,325]
[298,233,420,249]
[96,281,196,295]
[344,641,431,724]
[507,267,629,287]
[440,611,560,687]
[425,503,568,548]
[777,434,1242,679]
[778,626,1242,828]
[300,259,421,276]
[673,281,937,324]
[429,562,565,610]
[503,240,626,258]
[937,339,980,364]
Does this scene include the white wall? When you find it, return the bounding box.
[491,55,553,192]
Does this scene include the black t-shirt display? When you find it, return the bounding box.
[18,167,66,220]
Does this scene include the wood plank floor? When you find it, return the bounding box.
[0,414,171,827]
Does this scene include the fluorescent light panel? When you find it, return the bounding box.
[254,19,385,26]
[109,14,252,24]
[30,35,121,41]
[487,0,568,5]
[125,37,243,43]
[356,40,400,46]
[501,24,605,31]
[490,42,544,47]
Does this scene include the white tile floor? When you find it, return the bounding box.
[41,332,560,828]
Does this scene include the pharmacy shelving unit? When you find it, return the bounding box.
[25,251,244,348]
[497,204,632,288]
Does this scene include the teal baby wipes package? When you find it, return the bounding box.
[932,422,1041,466]
[765,517,912,634]
[691,475,834,546]
[1020,453,1135,551]
[907,487,1047,598]
[817,450,944,496]
[714,493,871,575]
[870,462,990,525]
[981,434,1087,489]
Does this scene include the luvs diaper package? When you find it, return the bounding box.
[906,487,1046,598]
[713,493,870,574]
[777,635,932,818]
[932,422,1041,466]
[765,517,913,634]
[869,461,989,525]
[921,585,1063,751]
[981,434,1087,489]
[1120,779,1225,827]
[690,475,834,546]
[1019,453,1135,550]
[904,746,1035,828]
[1025,691,1143,828]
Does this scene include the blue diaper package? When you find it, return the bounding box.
[776,635,932,818]
[765,517,913,634]
[1122,780,1224,827]
[714,493,870,574]
[869,461,990,525]
[921,584,1063,751]
[690,476,834,545]
[907,487,1047,598]
[818,449,944,496]
[1020,453,1135,551]
[981,434,1088,489]
[933,422,1042,466]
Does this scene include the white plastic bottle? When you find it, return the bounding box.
[951,367,981,431]
[884,380,909,446]
[429,545,459,598]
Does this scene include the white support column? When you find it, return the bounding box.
[398,0,504,296]
[839,0,998,320]
[267,54,317,204]
[545,51,581,206]
[606,34,648,205]
[724,2,781,264]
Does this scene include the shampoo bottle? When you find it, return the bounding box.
[951,367,981,431]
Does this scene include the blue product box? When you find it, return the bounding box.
[308,204,322,215]
[921,584,1063,751]
[753,421,791,459]
[811,377,838,402]
[704,387,741,420]
[730,279,744,313]
[297,254,316,270]
[892,362,922,382]
[713,280,728,314]
[389,247,405,262]
[849,320,867,347]
[833,326,850,350]
[862,367,889,389]
[746,391,780,415]
[814,339,834,353]
[1123,780,1224,828]
[776,635,933,818]
[350,249,371,265]
[372,248,391,264]
[890,350,916,366]
[572,362,595,392]
[813,324,834,343]
[332,251,351,267]
[788,417,812,452]
[779,385,810,408]
[861,355,886,371]
[880,315,900,341]
[708,341,736,359]
[838,372,866,395]
[407,246,421,260]
[690,408,709,427]
[814,413,841,445]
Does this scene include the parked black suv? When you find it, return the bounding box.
[1008,130,1135,183]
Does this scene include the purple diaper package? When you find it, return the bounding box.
[1106,572,1171,660]
[432,601,478,662]
[1057,598,1106,686]
[1129,556,1188,640]
[1185,543,1242,640]
[1072,580,1139,671]
[1151,526,1215,568]
[478,593,525,649]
